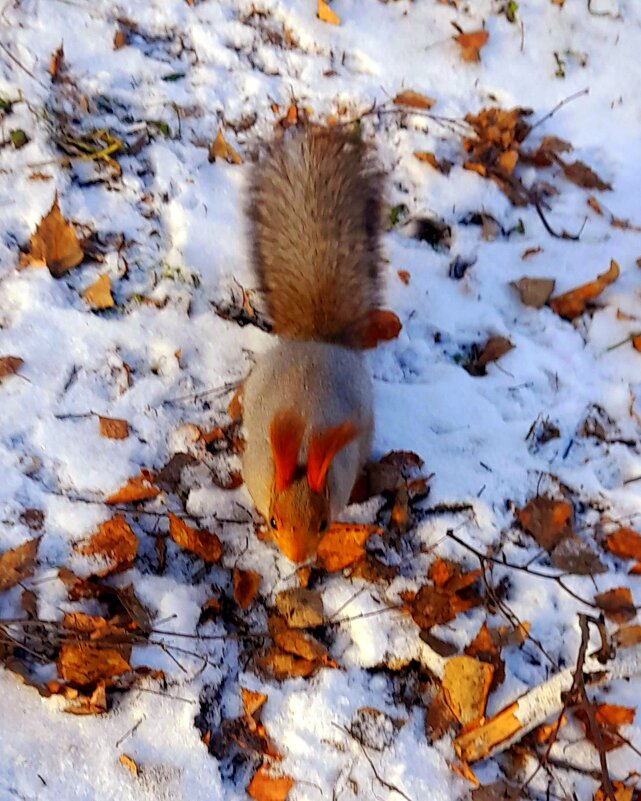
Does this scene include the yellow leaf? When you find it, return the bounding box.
[208,130,242,165]
[82,274,114,310]
[119,754,138,776]
[317,0,340,25]
[442,655,494,726]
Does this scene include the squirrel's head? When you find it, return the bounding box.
[268,409,357,563]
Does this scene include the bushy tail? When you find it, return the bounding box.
[247,128,383,347]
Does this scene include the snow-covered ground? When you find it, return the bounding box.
[1,0,641,799]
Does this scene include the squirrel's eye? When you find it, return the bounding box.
[270,517,278,530]
[319,519,328,533]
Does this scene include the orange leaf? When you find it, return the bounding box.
[58,644,130,687]
[463,161,487,177]
[257,648,320,680]
[316,523,381,572]
[247,764,294,801]
[516,496,572,551]
[49,45,64,80]
[241,688,268,721]
[605,527,641,561]
[272,627,332,664]
[360,309,402,348]
[0,356,24,382]
[595,586,636,623]
[168,512,222,564]
[0,537,39,592]
[454,30,489,62]
[64,682,108,715]
[497,150,518,174]
[549,260,620,320]
[234,568,261,609]
[397,269,411,285]
[393,90,436,110]
[82,274,114,310]
[98,416,129,439]
[119,754,138,776]
[77,515,137,576]
[23,195,84,277]
[317,0,340,25]
[614,624,641,648]
[632,335,641,353]
[105,469,160,504]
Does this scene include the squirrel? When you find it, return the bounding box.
[240,127,384,563]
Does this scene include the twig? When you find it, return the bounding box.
[529,88,590,134]
[0,41,49,90]
[534,195,587,241]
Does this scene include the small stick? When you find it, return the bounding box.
[528,88,590,134]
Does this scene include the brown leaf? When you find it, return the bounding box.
[521,247,543,260]
[454,29,489,62]
[82,274,114,310]
[605,527,641,562]
[397,269,411,285]
[64,682,108,715]
[58,643,131,687]
[0,537,39,592]
[77,515,138,576]
[168,512,222,564]
[208,130,242,164]
[516,496,572,551]
[511,277,556,308]
[409,569,482,630]
[471,781,520,801]
[465,336,513,376]
[360,309,402,349]
[613,624,641,648]
[247,764,294,801]
[99,416,129,439]
[317,0,340,25]
[497,150,518,175]
[257,647,319,680]
[595,587,636,623]
[550,260,620,320]
[463,161,487,177]
[465,622,505,691]
[316,523,380,572]
[559,158,611,191]
[420,630,458,658]
[426,688,459,741]
[24,196,84,277]
[274,588,324,628]
[0,356,24,382]
[113,29,129,49]
[119,754,138,776]
[19,508,44,531]
[105,469,160,504]
[271,623,331,664]
[234,568,261,609]
[587,196,604,215]
[49,45,64,80]
[550,536,606,575]
[442,656,494,726]
[393,90,436,111]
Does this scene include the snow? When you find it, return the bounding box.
[1,0,641,799]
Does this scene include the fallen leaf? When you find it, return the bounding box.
[49,44,64,81]
[516,496,572,550]
[360,309,402,348]
[497,150,518,174]
[464,336,513,377]
[64,682,108,715]
[559,158,611,191]
[247,764,294,801]
[317,0,340,25]
[426,688,459,741]
[105,469,160,504]
[454,29,489,62]
[76,515,138,576]
[595,587,636,623]
[408,567,482,630]
[521,247,543,260]
[168,512,222,564]
[594,782,634,801]
[463,161,487,177]
[23,195,84,277]
[274,588,324,628]
[82,274,114,310]
[241,688,268,722]
[58,644,130,687]
[550,536,606,575]
[587,196,604,215]
[234,567,261,609]
[208,129,242,165]
[317,523,381,572]
[113,29,129,49]
[393,90,436,110]
[613,624,641,648]
[397,269,411,285]
[465,622,505,691]
[442,655,494,726]
[605,528,641,562]
[0,356,24,382]
[272,626,331,664]
[99,416,129,439]
[471,780,520,801]
[575,703,635,751]
[257,647,319,680]
[511,277,556,308]
[549,260,619,320]
[119,754,138,776]
[0,537,39,592]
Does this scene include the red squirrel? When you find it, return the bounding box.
[241,128,384,563]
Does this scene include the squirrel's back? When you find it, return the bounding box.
[248,128,383,347]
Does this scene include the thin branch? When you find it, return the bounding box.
[528,88,590,134]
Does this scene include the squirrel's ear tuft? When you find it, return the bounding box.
[270,409,305,492]
[307,421,358,494]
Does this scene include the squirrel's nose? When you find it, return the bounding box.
[281,532,313,564]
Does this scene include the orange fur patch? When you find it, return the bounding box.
[270,409,305,492]
[307,421,358,494]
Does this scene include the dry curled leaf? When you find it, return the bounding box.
[317,0,340,25]
[454,29,489,62]
[614,625,641,648]
[516,496,572,551]
[272,626,331,664]
[105,469,160,504]
[605,527,641,564]
[234,567,261,609]
[247,764,294,801]
[64,682,108,715]
[511,277,556,309]
[82,274,114,310]
[0,356,24,383]
[393,90,436,110]
[22,195,84,277]
[208,130,242,165]
[595,587,636,623]
[241,688,268,722]
[0,537,39,592]
[49,44,64,80]
[58,643,131,687]
[408,563,482,630]
[360,309,402,348]
[77,515,138,576]
[442,656,494,726]
[317,523,381,572]
[465,336,513,377]
[550,260,619,320]
[274,588,324,628]
[99,416,129,440]
[594,783,634,801]
[168,512,222,564]
[257,647,320,680]
[558,158,611,191]
[119,754,138,776]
